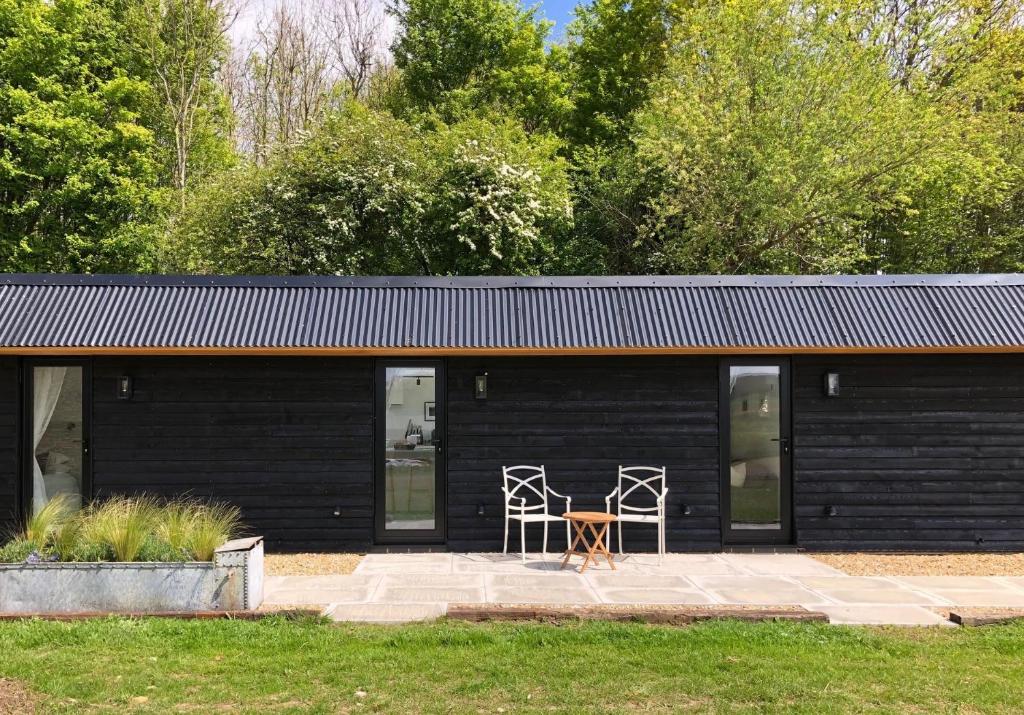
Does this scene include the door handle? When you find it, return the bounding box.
[770,437,790,454]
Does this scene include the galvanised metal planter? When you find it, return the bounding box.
[0,537,264,615]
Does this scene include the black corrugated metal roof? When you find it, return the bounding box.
[1,273,1023,352]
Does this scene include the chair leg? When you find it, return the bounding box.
[542,520,549,558]
[658,519,664,565]
[503,514,509,555]
[617,521,624,555]
[520,518,526,564]
[566,519,571,551]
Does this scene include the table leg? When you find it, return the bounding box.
[561,520,586,570]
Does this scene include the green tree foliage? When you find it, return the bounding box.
[166,105,576,275]
[563,0,682,148]
[389,0,571,131]
[0,0,164,272]
[628,0,1024,274]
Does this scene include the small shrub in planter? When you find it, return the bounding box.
[0,494,244,564]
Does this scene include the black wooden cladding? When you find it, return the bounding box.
[792,355,1024,551]
[0,359,17,537]
[91,357,375,551]
[445,357,722,552]
[1,352,1022,553]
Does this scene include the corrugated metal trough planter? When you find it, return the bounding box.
[0,537,264,615]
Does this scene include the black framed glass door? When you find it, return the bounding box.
[22,359,91,518]
[720,358,792,545]
[374,360,445,543]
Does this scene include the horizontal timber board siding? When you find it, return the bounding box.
[445,357,721,552]
[91,357,374,551]
[792,355,1024,551]
[0,359,17,535]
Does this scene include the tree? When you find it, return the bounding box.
[166,104,575,275]
[129,0,239,203]
[632,0,948,274]
[563,0,682,148]
[0,0,163,272]
[389,0,571,131]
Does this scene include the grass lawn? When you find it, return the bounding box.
[1,617,1024,713]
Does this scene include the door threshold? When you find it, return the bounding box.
[369,545,449,554]
[721,545,799,554]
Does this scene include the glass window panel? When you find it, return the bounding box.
[32,366,84,513]
[383,367,436,530]
[728,366,782,530]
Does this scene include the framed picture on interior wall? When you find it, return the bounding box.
[424,401,436,422]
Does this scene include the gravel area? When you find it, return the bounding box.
[264,553,364,576]
[811,552,1024,576]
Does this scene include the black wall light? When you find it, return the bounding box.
[824,505,838,517]
[680,504,692,516]
[824,371,840,397]
[476,503,486,516]
[116,375,133,400]
[474,372,488,400]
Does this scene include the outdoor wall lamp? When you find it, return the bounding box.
[333,506,342,517]
[824,371,840,397]
[477,503,486,517]
[824,505,838,517]
[116,375,133,400]
[680,504,692,516]
[474,372,488,400]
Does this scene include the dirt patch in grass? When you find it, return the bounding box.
[810,552,1024,576]
[264,553,363,576]
[0,677,40,714]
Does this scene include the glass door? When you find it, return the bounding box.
[23,361,91,518]
[374,361,445,543]
[720,359,792,544]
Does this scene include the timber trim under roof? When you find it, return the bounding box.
[1,273,1023,353]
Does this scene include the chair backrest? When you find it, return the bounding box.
[502,465,549,512]
[616,465,666,514]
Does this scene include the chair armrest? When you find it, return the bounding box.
[545,485,568,499]
[605,486,619,512]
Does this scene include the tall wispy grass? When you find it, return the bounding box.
[1,494,245,563]
[22,493,76,544]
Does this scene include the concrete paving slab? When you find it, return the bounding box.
[486,574,584,588]
[378,574,482,589]
[264,587,374,605]
[325,602,446,623]
[266,575,379,589]
[376,587,484,604]
[720,554,845,576]
[816,605,953,627]
[487,587,599,604]
[594,587,715,605]
[794,577,950,606]
[893,577,1024,607]
[690,576,830,605]
[584,573,692,589]
[354,562,453,575]
[360,553,454,564]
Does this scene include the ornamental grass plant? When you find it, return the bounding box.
[0,495,244,563]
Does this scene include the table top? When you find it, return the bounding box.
[562,511,617,523]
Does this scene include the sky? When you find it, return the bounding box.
[231,0,581,48]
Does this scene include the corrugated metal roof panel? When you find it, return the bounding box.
[1,274,1023,350]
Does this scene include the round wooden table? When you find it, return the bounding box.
[561,511,617,573]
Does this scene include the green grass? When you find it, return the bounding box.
[2,618,1024,713]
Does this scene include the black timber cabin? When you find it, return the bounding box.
[2,273,1024,554]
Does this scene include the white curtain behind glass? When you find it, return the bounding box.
[32,367,67,514]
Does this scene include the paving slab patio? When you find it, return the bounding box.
[259,552,1023,625]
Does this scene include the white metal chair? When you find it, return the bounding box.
[605,465,668,562]
[502,465,572,563]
